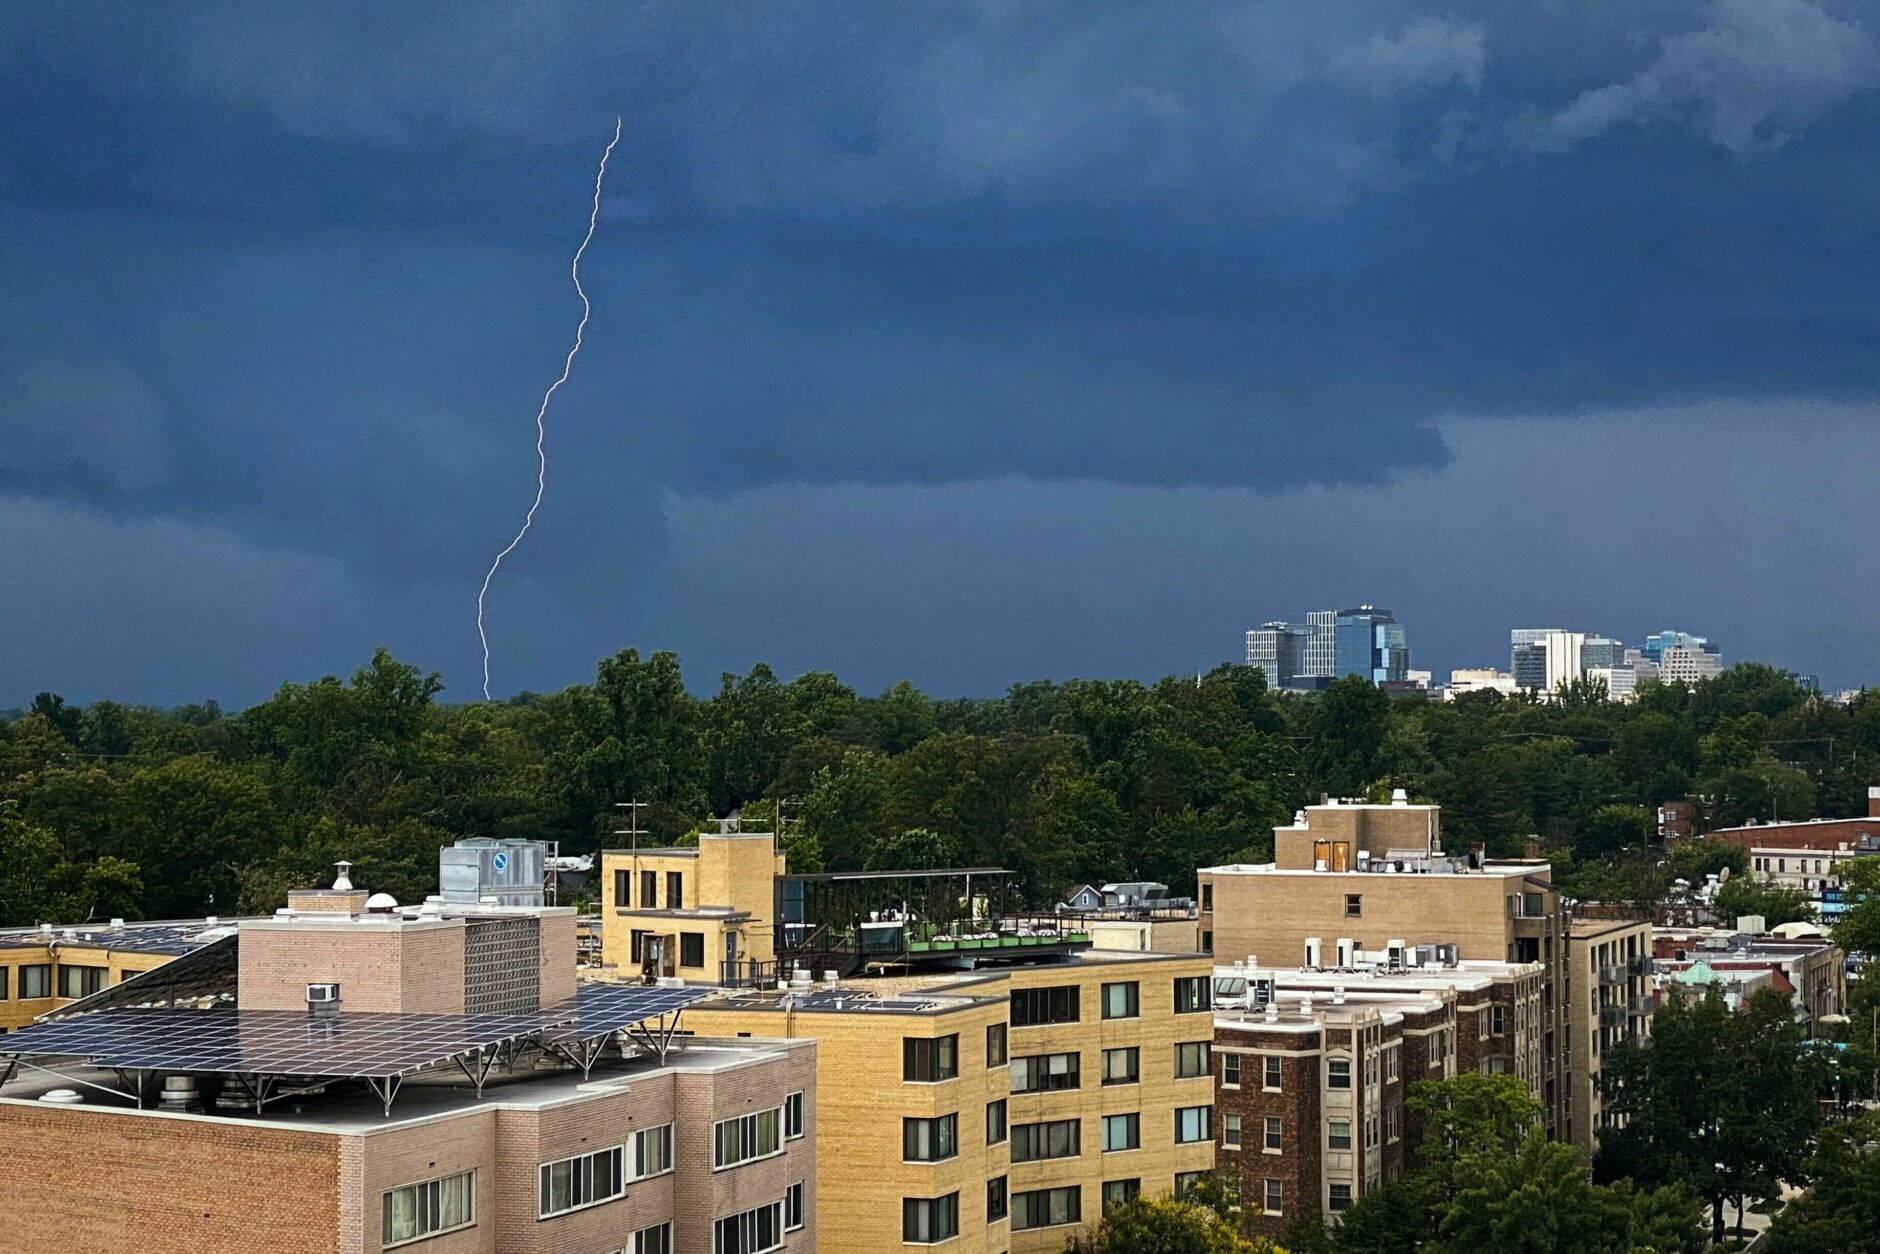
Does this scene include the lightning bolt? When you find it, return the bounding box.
[476,117,623,701]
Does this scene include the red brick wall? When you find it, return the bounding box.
[0,1102,338,1254]
[239,922,466,1014]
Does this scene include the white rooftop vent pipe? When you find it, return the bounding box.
[1392,788,1409,806]
[332,861,353,892]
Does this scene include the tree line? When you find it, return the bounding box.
[2,648,1876,926]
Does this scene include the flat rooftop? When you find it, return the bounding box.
[1202,860,1543,879]
[1214,961,1538,995]
[0,919,247,957]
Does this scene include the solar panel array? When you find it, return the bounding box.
[0,921,239,956]
[545,982,724,1041]
[0,1008,551,1078]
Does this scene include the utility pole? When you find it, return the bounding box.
[612,800,648,853]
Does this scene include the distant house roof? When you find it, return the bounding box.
[1675,961,1723,985]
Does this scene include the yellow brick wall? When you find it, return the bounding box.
[0,944,179,1032]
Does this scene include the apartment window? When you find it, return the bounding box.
[903,1114,958,1163]
[1264,1055,1282,1090]
[1012,1051,1080,1093]
[987,1176,1009,1224]
[987,1098,1008,1145]
[1223,1113,1242,1148]
[1345,893,1363,917]
[784,1091,805,1139]
[1202,883,1213,911]
[1222,1053,1241,1087]
[1174,1041,1210,1079]
[1201,929,1213,952]
[986,1022,1008,1067]
[1011,985,1080,1026]
[18,964,48,999]
[1175,1171,1210,1196]
[1102,1179,1139,1212]
[1102,1047,1139,1086]
[630,1221,673,1254]
[1101,1113,1140,1153]
[1101,981,1139,1020]
[1264,1116,1282,1151]
[57,965,105,999]
[613,869,630,908]
[904,1035,959,1082]
[1328,1057,1352,1089]
[1173,976,1211,1014]
[641,870,657,908]
[1491,1005,1506,1035]
[785,1183,805,1232]
[1386,1106,1400,1142]
[1327,1120,1352,1151]
[1012,1186,1081,1231]
[1329,1183,1353,1212]
[540,1146,623,1218]
[1012,1118,1081,1163]
[1386,1049,1399,1082]
[680,932,705,969]
[1175,1106,1211,1144]
[902,1193,959,1244]
[665,871,684,910]
[632,1124,673,1179]
[383,1170,475,1247]
[714,1201,784,1254]
[1263,1179,1283,1216]
[714,1108,783,1169]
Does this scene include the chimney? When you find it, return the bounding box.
[1869,786,1880,818]
[1524,837,1541,860]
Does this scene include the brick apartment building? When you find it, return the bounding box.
[0,852,818,1254]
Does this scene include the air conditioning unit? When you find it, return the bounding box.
[1304,938,1323,969]
[306,983,340,1004]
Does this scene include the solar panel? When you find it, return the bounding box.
[545,982,724,1041]
[0,1008,551,1078]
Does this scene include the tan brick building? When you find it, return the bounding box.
[0,919,229,1033]
[600,830,787,982]
[688,949,1219,1254]
[1565,918,1654,1153]
[1198,799,1576,1145]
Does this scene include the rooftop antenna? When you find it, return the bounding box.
[613,800,648,853]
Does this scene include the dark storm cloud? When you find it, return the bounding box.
[5,1,1880,700]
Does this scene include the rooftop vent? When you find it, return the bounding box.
[332,862,353,892]
[1391,788,1408,806]
[38,1089,82,1105]
[365,892,399,913]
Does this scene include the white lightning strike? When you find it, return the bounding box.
[476,117,623,701]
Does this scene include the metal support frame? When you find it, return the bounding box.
[451,1048,505,1096]
[0,1055,141,1104]
[364,1074,404,1117]
[623,1009,686,1064]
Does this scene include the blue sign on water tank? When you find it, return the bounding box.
[492,851,509,873]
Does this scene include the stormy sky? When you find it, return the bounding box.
[5,1,1880,705]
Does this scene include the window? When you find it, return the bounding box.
[1173,976,1211,1014]
[632,1124,673,1179]
[614,869,630,908]
[1263,1179,1283,1216]
[1264,1055,1282,1090]
[1345,893,1363,917]
[1491,1004,1506,1035]
[987,1098,1008,1145]
[680,932,705,969]
[986,1022,1008,1067]
[1174,1041,1210,1079]
[1011,985,1079,1026]
[1175,1171,1210,1196]
[1102,1047,1139,1086]
[1223,1113,1242,1148]
[714,1108,783,1169]
[1101,1113,1140,1152]
[783,1091,805,1140]
[1329,1184,1353,1213]
[1264,1116,1282,1151]
[987,1176,1009,1223]
[1222,1053,1241,1086]
[1102,1179,1139,1212]
[1386,1049,1399,1082]
[903,1034,959,1082]
[383,1170,475,1247]
[903,1114,958,1163]
[641,870,657,908]
[785,1183,805,1232]
[1012,1119,1081,1162]
[666,870,684,910]
[630,1221,673,1254]
[1011,1051,1080,1093]
[1101,981,1139,1020]
[714,1201,784,1254]
[1387,1106,1400,1142]
[1327,1120,1352,1151]
[1175,1106,1211,1144]
[19,964,49,999]
[902,1194,959,1244]
[1328,1057,1352,1089]
[540,1146,624,1218]
[57,965,105,999]
[1202,929,1213,952]
[1202,883,1213,911]
[1012,1186,1081,1231]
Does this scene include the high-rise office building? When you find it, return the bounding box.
[1303,610,1338,679]
[1245,622,1309,688]
[1510,628,1558,690]
[1641,630,1718,667]
[1581,637,1626,670]
[1327,606,1407,683]
[1543,630,1586,694]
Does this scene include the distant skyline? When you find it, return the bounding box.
[6,4,1880,705]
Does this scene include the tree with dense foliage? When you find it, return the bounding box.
[1063,1178,1286,1253]
[1762,1109,1880,1253]
[1711,875,1815,928]
[1596,985,1823,1244]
